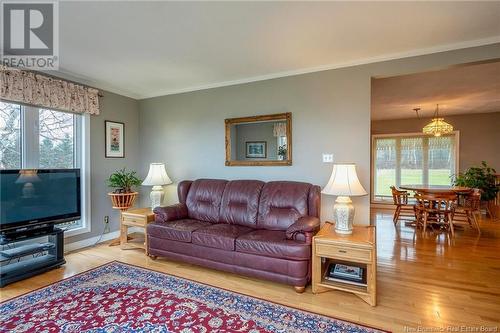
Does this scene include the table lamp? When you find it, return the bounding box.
[142,163,172,209]
[322,163,367,234]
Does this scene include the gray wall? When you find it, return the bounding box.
[138,43,500,226]
[371,112,500,171]
[66,91,139,244]
[235,122,277,160]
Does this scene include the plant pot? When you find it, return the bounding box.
[108,192,138,211]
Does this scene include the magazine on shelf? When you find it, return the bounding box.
[332,263,363,281]
[326,263,365,284]
[324,275,367,287]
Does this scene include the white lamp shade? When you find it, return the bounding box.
[322,163,367,197]
[142,163,172,186]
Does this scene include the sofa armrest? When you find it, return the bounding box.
[286,216,321,243]
[153,203,188,223]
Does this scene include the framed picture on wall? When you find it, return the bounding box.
[246,141,267,158]
[105,121,125,158]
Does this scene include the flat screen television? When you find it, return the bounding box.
[0,169,81,232]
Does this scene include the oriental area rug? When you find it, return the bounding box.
[0,261,388,332]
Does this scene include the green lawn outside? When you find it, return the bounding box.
[375,169,452,196]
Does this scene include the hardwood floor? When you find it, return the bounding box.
[1,210,500,331]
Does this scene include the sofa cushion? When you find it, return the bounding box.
[235,230,311,260]
[192,224,253,251]
[147,219,208,243]
[219,180,264,227]
[257,181,312,230]
[186,179,228,222]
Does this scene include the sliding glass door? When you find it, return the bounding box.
[372,132,458,202]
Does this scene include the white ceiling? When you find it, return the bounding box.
[371,60,500,120]
[53,1,500,99]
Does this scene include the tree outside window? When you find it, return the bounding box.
[0,102,21,169]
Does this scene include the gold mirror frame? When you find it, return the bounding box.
[225,112,292,166]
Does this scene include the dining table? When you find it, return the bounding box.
[399,185,473,231]
[399,184,472,195]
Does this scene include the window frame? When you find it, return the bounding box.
[64,113,91,238]
[1,101,91,237]
[370,131,460,204]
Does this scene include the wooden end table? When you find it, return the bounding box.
[120,207,155,255]
[312,222,377,306]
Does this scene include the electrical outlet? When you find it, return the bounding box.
[103,216,110,233]
[322,153,333,163]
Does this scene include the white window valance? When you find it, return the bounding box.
[273,122,287,137]
[0,66,100,115]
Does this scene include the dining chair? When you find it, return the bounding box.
[452,190,481,233]
[390,186,416,225]
[414,193,457,236]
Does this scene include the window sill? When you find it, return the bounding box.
[62,223,91,238]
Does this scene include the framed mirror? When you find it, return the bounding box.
[225,112,292,166]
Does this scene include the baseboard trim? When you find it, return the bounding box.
[64,230,120,253]
[64,227,145,253]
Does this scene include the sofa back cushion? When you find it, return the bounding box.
[186,179,228,223]
[219,180,265,227]
[257,181,312,230]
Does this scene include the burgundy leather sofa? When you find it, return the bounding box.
[147,179,321,292]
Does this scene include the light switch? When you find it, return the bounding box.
[322,154,333,163]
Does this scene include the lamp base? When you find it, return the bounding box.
[150,185,164,210]
[333,196,355,235]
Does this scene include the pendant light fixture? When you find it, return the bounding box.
[422,104,453,137]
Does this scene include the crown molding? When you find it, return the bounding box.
[40,68,142,100]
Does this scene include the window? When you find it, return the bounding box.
[0,101,89,235]
[0,103,21,169]
[372,132,458,202]
[39,109,75,169]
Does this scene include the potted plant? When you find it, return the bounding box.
[453,161,499,208]
[278,144,287,160]
[107,168,142,211]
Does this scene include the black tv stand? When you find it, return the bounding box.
[0,227,65,287]
[0,224,55,244]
